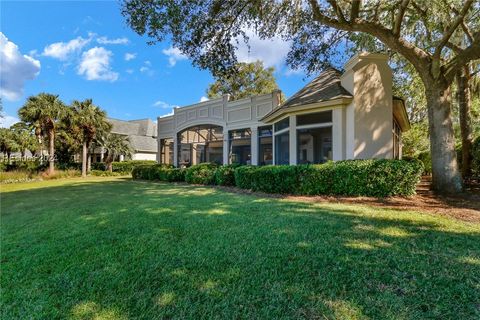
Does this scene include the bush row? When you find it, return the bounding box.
[132,164,186,182]
[132,159,424,197]
[92,160,156,173]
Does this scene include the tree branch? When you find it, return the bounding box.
[434,0,474,58]
[350,0,361,22]
[449,5,475,43]
[327,0,347,23]
[444,31,480,82]
[308,0,430,73]
[393,0,410,36]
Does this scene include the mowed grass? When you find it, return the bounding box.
[1,178,479,320]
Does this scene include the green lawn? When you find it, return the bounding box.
[1,177,479,319]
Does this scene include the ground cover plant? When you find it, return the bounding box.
[1,177,479,319]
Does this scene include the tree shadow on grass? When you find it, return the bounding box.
[1,180,479,319]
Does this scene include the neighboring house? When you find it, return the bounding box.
[157,52,410,167]
[91,118,158,162]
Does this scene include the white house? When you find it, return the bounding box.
[156,52,410,167]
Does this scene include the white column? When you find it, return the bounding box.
[332,108,345,161]
[119,154,125,162]
[223,127,229,165]
[173,134,178,167]
[251,126,258,165]
[289,115,297,165]
[272,125,276,165]
[100,147,105,162]
[156,138,161,163]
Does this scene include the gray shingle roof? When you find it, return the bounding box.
[108,118,157,153]
[263,68,352,120]
[282,68,352,108]
[128,135,158,153]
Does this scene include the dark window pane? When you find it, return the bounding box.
[259,136,273,165]
[296,111,332,126]
[259,125,272,137]
[229,128,251,165]
[274,117,289,131]
[297,127,332,164]
[275,132,289,165]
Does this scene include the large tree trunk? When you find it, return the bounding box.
[425,83,463,193]
[48,129,55,175]
[457,65,473,178]
[82,141,87,177]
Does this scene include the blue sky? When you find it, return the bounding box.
[1,1,318,127]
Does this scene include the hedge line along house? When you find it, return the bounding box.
[157,53,410,167]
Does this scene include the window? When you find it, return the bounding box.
[229,129,251,165]
[258,126,273,165]
[160,138,174,164]
[297,127,332,164]
[296,111,332,126]
[275,132,289,165]
[274,117,289,131]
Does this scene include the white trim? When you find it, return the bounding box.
[296,122,333,131]
[273,127,289,136]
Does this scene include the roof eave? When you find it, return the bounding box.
[261,97,353,123]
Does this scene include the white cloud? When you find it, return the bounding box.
[42,36,91,60]
[159,110,174,118]
[235,29,291,68]
[200,96,209,102]
[153,100,178,109]
[0,114,20,128]
[139,61,154,76]
[97,36,129,45]
[126,68,134,74]
[124,52,136,61]
[162,47,187,66]
[0,33,41,101]
[77,47,118,81]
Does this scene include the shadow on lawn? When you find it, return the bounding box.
[1,179,480,319]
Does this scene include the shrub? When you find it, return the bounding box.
[250,165,302,194]
[0,171,37,184]
[234,159,423,197]
[131,164,185,182]
[417,151,432,175]
[3,160,47,173]
[90,170,122,177]
[111,160,157,173]
[185,163,218,185]
[233,165,257,189]
[91,162,106,171]
[40,169,81,180]
[131,164,155,180]
[472,136,480,179]
[214,164,241,186]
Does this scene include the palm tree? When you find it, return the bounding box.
[100,133,132,172]
[69,99,111,177]
[18,93,67,174]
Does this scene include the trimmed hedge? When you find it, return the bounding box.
[214,164,240,186]
[233,159,423,197]
[92,160,157,173]
[131,164,185,182]
[185,163,218,185]
[132,159,423,197]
